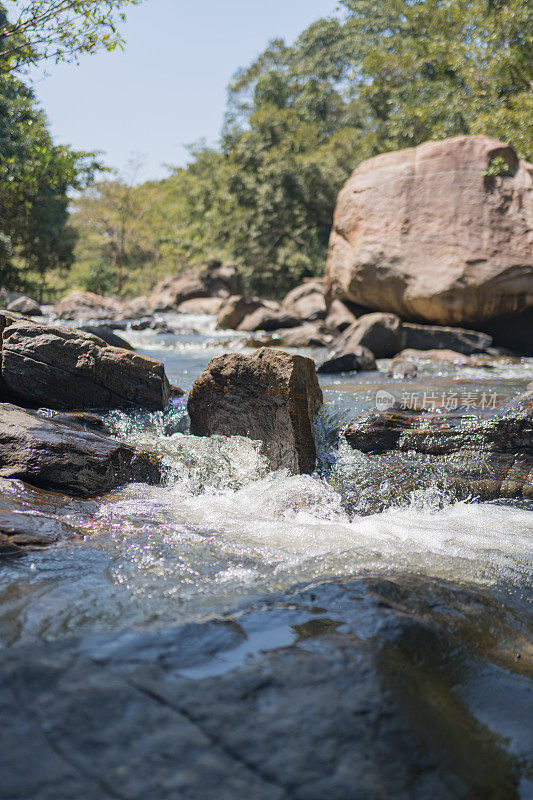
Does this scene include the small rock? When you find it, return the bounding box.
[324,299,357,332]
[279,323,332,348]
[55,291,124,321]
[237,308,301,332]
[317,348,376,374]
[178,297,225,315]
[80,325,134,351]
[282,279,327,321]
[7,296,42,316]
[331,312,403,359]
[217,296,271,330]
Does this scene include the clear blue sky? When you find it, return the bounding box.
[31,0,340,182]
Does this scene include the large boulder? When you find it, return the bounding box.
[55,291,124,321]
[278,323,333,348]
[344,390,533,502]
[150,261,242,311]
[1,319,171,410]
[187,348,323,474]
[326,135,533,328]
[324,299,358,332]
[178,297,225,314]
[0,404,161,497]
[282,279,327,322]
[330,312,404,359]
[7,296,42,316]
[402,323,492,355]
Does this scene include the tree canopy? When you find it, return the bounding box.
[0,0,140,69]
[56,0,533,297]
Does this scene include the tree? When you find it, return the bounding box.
[0,66,99,298]
[0,0,141,69]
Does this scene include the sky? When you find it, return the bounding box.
[30,0,340,183]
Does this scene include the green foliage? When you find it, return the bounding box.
[483,156,512,178]
[0,65,100,298]
[0,0,141,69]
[69,0,533,298]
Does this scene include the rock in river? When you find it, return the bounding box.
[326,135,533,327]
[188,348,323,474]
[344,389,533,502]
[0,574,529,798]
[0,403,161,497]
[1,319,171,410]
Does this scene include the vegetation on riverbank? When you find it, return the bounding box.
[1,0,532,299]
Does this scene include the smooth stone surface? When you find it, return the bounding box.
[188,348,323,474]
[237,308,301,332]
[317,348,376,374]
[150,261,241,311]
[80,324,134,351]
[326,135,533,326]
[324,298,358,332]
[330,312,404,359]
[282,279,327,321]
[0,403,161,497]
[402,323,492,355]
[217,296,268,330]
[7,295,42,316]
[278,323,332,348]
[1,320,171,410]
[0,574,529,799]
[54,290,124,321]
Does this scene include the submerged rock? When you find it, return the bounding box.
[1,319,171,410]
[0,574,529,798]
[188,348,323,474]
[0,403,161,497]
[344,389,533,501]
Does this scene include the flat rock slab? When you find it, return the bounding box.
[0,404,161,497]
[0,574,529,799]
[187,348,323,474]
[1,320,170,410]
[344,390,533,502]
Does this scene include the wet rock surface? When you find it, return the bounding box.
[188,348,323,474]
[1,321,171,410]
[0,573,529,800]
[0,403,161,497]
[344,390,533,501]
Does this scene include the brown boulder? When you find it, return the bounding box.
[317,348,376,374]
[343,390,533,502]
[326,135,533,327]
[178,297,225,314]
[237,308,301,332]
[150,261,242,311]
[55,291,124,321]
[324,299,358,332]
[0,404,161,497]
[282,279,327,322]
[7,296,42,316]
[217,296,267,330]
[1,320,171,410]
[331,313,403,359]
[279,323,333,348]
[187,348,323,474]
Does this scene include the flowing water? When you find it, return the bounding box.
[0,311,531,649]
